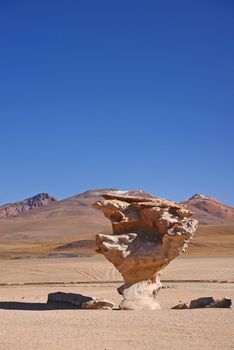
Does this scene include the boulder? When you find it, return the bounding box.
[47,292,114,310]
[172,297,232,309]
[93,192,198,310]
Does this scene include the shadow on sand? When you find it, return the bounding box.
[0,301,79,311]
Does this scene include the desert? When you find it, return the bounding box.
[0,256,234,350]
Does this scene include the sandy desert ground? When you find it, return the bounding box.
[0,255,233,350]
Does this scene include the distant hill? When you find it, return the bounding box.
[0,193,57,218]
[0,189,233,259]
[182,193,234,225]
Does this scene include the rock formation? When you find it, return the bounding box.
[172,297,232,309]
[93,192,198,310]
[47,292,114,310]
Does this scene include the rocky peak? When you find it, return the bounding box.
[188,194,210,200]
[182,194,234,224]
[0,193,56,218]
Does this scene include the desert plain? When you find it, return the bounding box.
[0,255,233,350]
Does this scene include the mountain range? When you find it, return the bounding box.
[0,189,233,259]
[0,193,56,218]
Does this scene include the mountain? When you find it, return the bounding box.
[0,193,57,218]
[0,188,116,259]
[0,188,154,259]
[182,194,234,225]
[0,189,233,259]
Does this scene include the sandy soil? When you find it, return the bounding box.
[0,256,234,349]
[0,255,234,284]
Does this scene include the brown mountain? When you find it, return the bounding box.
[0,193,57,218]
[182,194,234,225]
[0,189,154,259]
[0,189,233,259]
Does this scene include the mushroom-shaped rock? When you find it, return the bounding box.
[93,192,198,310]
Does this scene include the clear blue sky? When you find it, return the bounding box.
[0,0,233,206]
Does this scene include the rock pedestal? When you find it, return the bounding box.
[93,192,198,310]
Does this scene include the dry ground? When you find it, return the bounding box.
[0,224,234,259]
[0,256,233,350]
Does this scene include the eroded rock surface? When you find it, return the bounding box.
[93,192,198,310]
[172,297,232,309]
[0,193,56,218]
[47,292,114,310]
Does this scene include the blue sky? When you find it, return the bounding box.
[0,0,233,205]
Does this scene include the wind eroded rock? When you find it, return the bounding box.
[47,292,114,310]
[93,192,198,310]
[172,297,232,309]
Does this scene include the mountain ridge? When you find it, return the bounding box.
[0,193,57,218]
[0,189,233,224]
[182,194,234,225]
[0,188,233,259]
